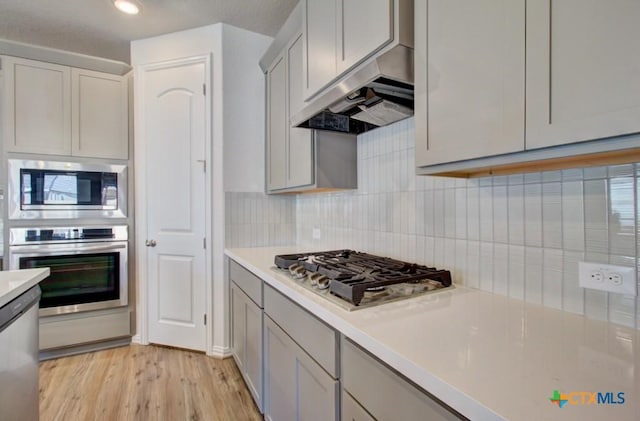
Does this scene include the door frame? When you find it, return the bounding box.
[133,54,214,354]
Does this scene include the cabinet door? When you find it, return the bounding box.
[303,0,337,99]
[230,283,246,372]
[287,34,314,188]
[231,282,263,410]
[264,316,338,421]
[244,293,263,410]
[526,0,640,149]
[72,69,128,159]
[267,55,287,191]
[2,56,71,155]
[415,0,525,167]
[337,0,392,74]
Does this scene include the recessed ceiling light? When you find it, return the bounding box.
[113,0,140,15]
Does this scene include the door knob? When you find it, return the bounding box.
[145,240,157,247]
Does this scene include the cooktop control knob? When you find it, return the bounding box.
[289,264,307,279]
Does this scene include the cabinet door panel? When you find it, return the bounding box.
[264,316,337,421]
[244,297,263,408]
[303,0,337,99]
[3,56,71,155]
[287,34,314,188]
[264,317,297,421]
[72,69,128,159]
[526,0,640,149]
[230,283,246,371]
[338,0,392,73]
[296,350,338,421]
[416,0,525,166]
[267,56,287,190]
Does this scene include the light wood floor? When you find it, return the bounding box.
[39,344,262,421]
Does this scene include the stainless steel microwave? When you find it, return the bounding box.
[7,159,127,219]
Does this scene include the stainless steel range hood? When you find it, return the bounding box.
[291,44,414,134]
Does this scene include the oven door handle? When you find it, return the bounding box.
[10,244,127,255]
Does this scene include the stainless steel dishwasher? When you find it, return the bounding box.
[0,285,41,421]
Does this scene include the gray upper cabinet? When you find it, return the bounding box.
[416,0,640,177]
[263,5,357,194]
[2,55,129,159]
[414,0,525,167]
[266,35,315,193]
[286,34,314,188]
[525,0,640,149]
[266,54,288,191]
[303,0,337,100]
[303,0,409,101]
[337,0,393,74]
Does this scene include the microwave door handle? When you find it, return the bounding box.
[10,244,127,255]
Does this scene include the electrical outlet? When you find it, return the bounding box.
[312,228,321,240]
[578,262,637,296]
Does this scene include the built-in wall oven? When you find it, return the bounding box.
[7,159,127,220]
[9,226,128,316]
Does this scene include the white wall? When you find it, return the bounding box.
[222,25,271,193]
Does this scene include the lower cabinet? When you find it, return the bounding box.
[342,338,465,421]
[263,316,339,421]
[230,281,263,411]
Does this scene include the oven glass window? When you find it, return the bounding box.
[19,253,120,309]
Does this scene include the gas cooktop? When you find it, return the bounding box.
[274,250,453,311]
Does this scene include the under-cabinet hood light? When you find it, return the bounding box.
[113,0,140,15]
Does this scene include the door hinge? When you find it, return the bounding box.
[203,237,206,249]
[204,314,207,325]
[203,83,206,96]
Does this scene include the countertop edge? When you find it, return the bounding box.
[225,248,503,421]
[0,268,50,308]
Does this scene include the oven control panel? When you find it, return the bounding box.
[10,226,128,245]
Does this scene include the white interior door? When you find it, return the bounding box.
[144,58,207,351]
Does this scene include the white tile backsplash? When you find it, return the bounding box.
[293,119,640,329]
[225,192,296,248]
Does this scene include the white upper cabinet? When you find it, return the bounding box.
[337,0,393,74]
[525,0,640,149]
[2,56,72,155]
[415,0,525,167]
[2,55,129,159]
[72,68,128,159]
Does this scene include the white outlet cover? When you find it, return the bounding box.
[578,262,637,296]
[312,228,321,240]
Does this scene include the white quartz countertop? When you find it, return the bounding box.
[226,246,640,421]
[0,268,50,308]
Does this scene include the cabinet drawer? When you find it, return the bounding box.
[264,284,338,377]
[343,338,465,420]
[229,260,263,307]
[342,391,375,421]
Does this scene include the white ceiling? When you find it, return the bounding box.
[0,0,297,63]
